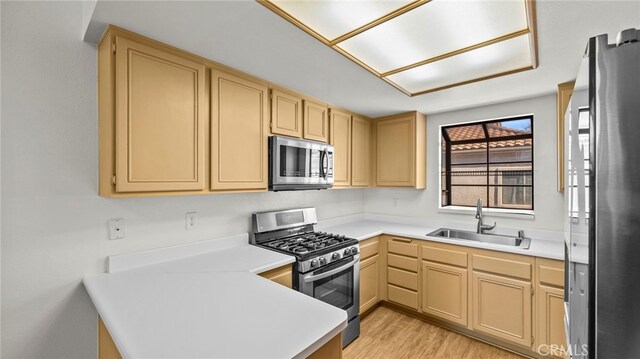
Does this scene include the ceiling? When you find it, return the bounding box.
[84,0,640,117]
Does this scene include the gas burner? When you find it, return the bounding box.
[259,231,355,257]
[292,247,309,254]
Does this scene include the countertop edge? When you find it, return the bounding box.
[323,223,564,261]
[249,256,297,274]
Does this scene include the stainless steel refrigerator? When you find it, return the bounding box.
[565,28,640,358]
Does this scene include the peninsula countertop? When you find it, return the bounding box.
[83,235,348,359]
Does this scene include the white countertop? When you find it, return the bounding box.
[84,235,348,359]
[316,216,564,260]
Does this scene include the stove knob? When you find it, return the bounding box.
[332,253,340,260]
[343,249,351,256]
[351,247,358,255]
[310,259,318,268]
[318,257,327,266]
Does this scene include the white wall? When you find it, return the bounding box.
[0,2,364,358]
[364,94,565,232]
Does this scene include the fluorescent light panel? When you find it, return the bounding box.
[338,0,528,73]
[386,34,532,93]
[270,0,413,41]
[261,0,536,96]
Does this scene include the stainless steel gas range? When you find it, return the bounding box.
[250,207,360,347]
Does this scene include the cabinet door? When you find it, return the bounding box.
[303,100,329,142]
[330,109,352,187]
[360,254,380,314]
[538,285,567,358]
[422,261,468,326]
[211,70,268,191]
[472,272,532,348]
[258,264,293,289]
[351,116,371,187]
[376,114,416,187]
[115,36,206,192]
[270,89,303,138]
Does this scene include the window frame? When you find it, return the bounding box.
[440,114,534,212]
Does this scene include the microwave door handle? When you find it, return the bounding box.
[318,149,325,179]
[303,256,359,283]
[322,149,328,179]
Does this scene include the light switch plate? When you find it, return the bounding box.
[108,218,126,240]
[185,212,197,230]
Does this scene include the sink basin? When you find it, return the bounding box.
[426,228,531,249]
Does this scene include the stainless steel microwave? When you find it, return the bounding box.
[269,136,334,191]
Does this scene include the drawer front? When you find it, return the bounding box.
[387,253,418,272]
[388,284,418,310]
[422,245,468,268]
[360,237,380,260]
[388,237,418,257]
[472,254,532,281]
[388,267,418,291]
[537,259,565,288]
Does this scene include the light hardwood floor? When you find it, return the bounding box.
[344,306,525,359]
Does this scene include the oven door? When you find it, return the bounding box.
[299,255,360,320]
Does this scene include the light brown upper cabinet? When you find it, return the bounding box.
[210,69,269,191]
[374,111,426,188]
[110,36,207,193]
[303,100,329,143]
[557,81,575,192]
[330,109,352,187]
[270,89,303,138]
[351,116,371,187]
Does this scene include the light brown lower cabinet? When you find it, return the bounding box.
[471,271,533,348]
[421,260,468,326]
[359,236,381,314]
[258,264,293,288]
[536,258,567,358]
[363,235,565,357]
[99,318,122,359]
[359,254,380,314]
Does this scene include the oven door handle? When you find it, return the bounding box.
[303,256,359,283]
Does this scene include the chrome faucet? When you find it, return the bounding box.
[475,199,496,234]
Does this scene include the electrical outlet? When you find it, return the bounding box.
[108,218,125,240]
[185,212,198,230]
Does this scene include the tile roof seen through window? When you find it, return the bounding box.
[445,121,532,151]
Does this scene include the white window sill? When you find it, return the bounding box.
[438,206,535,220]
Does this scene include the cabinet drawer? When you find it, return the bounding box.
[388,253,418,272]
[537,259,565,288]
[388,284,418,310]
[422,245,468,268]
[388,237,418,257]
[472,254,532,280]
[388,267,418,291]
[360,237,380,260]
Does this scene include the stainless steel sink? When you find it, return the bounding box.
[426,228,531,249]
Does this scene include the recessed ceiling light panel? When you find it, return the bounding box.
[260,0,538,96]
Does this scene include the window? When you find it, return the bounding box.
[441,116,533,211]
